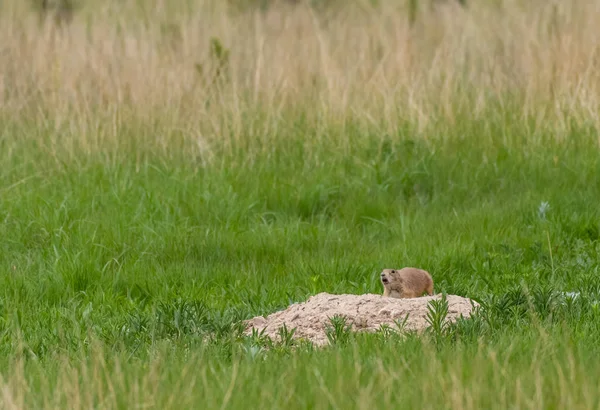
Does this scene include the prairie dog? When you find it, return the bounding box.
[380,267,434,298]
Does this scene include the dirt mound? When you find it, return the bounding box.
[244,292,479,346]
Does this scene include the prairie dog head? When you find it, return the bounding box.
[380,269,401,288]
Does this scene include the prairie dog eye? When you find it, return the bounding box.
[390,270,396,274]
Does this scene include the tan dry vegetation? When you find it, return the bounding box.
[0,353,199,410]
[0,339,596,410]
[1,0,600,156]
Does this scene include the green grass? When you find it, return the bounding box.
[2,0,600,408]
[2,115,600,408]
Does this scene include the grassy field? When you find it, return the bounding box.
[1,0,600,408]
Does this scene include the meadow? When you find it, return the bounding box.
[1,0,600,408]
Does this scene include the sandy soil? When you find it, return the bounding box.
[244,292,479,346]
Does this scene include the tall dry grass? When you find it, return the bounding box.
[0,335,597,410]
[1,0,600,157]
[2,5,600,409]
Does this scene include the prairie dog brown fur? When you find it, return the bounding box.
[380,267,434,298]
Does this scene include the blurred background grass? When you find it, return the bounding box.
[1,0,600,408]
